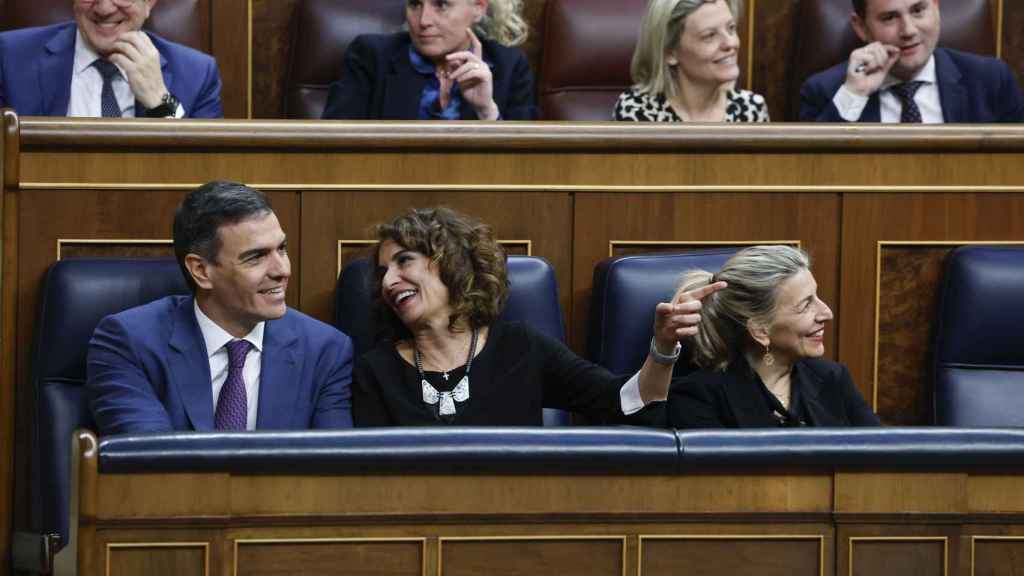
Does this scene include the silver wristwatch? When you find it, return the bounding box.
[649,337,681,365]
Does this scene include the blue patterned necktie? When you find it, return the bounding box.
[214,340,252,430]
[892,81,926,123]
[92,59,123,118]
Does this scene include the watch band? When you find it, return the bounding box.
[144,92,180,118]
[649,337,681,365]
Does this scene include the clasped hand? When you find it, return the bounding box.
[844,41,901,97]
[107,31,169,110]
[437,28,499,120]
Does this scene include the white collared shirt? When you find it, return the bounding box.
[833,55,943,123]
[68,29,136,118]
[194,300,265,430]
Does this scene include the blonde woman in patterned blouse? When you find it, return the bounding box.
[614,0,768,122]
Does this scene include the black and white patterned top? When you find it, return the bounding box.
[613,87,769,122]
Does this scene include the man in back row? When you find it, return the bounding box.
[800,0,1024,123]
[0,0,222,118]
[87,182,353,433]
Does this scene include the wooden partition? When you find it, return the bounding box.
[3,116,1024,572]
[65,432,1024,576]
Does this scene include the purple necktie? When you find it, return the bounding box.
[214,340,252,430]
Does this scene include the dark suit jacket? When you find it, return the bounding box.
[0,21,223,117]
[322,32,538,120]
[799,47,1024,122]
[667,357,881,428]
[87,295,353,434]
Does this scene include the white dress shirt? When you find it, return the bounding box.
[620,371,645,415]
[68,30,136,118]
[67,29,184,118]
[832,55,943,123]
[195,301,265,430]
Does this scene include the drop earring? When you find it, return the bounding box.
[762,343,775,367]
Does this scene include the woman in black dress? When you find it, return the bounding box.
[353,207,725,426]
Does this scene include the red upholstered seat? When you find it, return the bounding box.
[284,0,404,119]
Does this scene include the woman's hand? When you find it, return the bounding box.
[652,280,728,354]
[445,28,499,120]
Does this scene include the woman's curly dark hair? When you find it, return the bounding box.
[370,207,509,339]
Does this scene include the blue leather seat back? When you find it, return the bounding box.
[588,249,737,375]
[337,255,571,425]
[31,258,189,547]
[933,245,1024,426]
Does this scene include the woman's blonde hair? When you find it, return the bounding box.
[629,0,742,99]
[678,245,809,371]
[474,0,529,46]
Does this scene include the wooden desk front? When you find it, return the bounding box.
[3,115,1024,572]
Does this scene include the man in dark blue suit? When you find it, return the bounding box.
[0,0,222,118]
[799,0,1023,123]
[87,182,353,434]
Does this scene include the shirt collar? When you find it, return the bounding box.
[194,299,265,358]
[73,28,128,77]
[881,54,937,91]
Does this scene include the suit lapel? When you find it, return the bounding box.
[255,316,300,429]
[383,48,427,119]
[41,25,77,116]
[168,297,216,430]
[721,360,778,427]
[934,49,966,123]
[793,362,840,426]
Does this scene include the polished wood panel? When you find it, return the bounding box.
[640,535,823,576]
[236,539,424,576]
[835,473,967,514]
[972,537,1024,576]
[840,194,1024,422]
[440,537,624,576]
[751,0,799,122]
[107,544,207,576]
[299,189,572,328]
[571,192,839,352]
[1004,2,1024,94]
[876,245,951,426]
[251,0,301,119]
[848,539,946,576]
[211,0,251,118]
[0,111,15,576]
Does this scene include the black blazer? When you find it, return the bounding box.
[322,32,538,120]
[668,357,881,428]
[352,321,663,426]
[799,47,1024,122]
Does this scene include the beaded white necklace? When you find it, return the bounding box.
[414,328,478,417]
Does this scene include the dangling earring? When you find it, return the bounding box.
[762,344,775,367]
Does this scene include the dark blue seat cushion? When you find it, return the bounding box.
[31,258,188,547]
[588,249,737,374]
[98,427,680,474]
[933,246,1024,426]
[677,428,1024,471]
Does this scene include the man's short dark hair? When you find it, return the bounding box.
[172,181,272,292]
[852,0,865,17]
